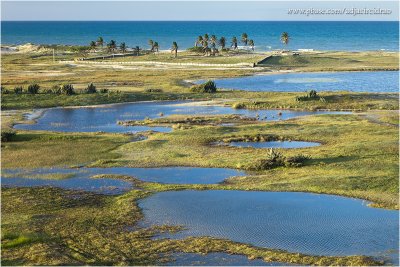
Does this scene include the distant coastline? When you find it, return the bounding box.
[1,21,398,51]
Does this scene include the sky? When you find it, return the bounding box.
[1,1,399,21]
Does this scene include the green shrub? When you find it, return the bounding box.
[144,88,163,93]
[27,84,40,94]
[1,86,10,94]
[295,90,321,101]
[187,46,205,53]
[249,149,311,170]
[1,130,16,142]
[60,84,75,95]
[99,88,109,94]
[85,83,97,94]
[190,80,217,93]
[13,86,23,94]
[285,154,311,167]
[232,102,245,109]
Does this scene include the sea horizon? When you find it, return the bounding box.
[2,21,398,51]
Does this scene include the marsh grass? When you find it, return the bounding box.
[1,131,130,168]
[258,52,399,71]
[1,172,76,180]
[113,113,398,208]
[1,186,382,266]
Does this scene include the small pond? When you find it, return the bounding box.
[139,190,399,263]
[211,71,399,92]
[163,252,287,266]
[14,101,350,133]
[218,140,321,149]
[1,168,132,195]
[1,167,245,194]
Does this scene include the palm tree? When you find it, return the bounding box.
[148,39,154,52]
[89,41,96,52]
[109,40,116,52]
[120,42,127,53]
[202,41,209,55]
[96,37,104,47]
[203,34,209,46]
[241,33,248,46]
[171,41,178,58]
[231,36,238,50]
[195,36,203,47]
[248,40,255,51]
[133,46,140,56]
[153,42,159,52]
[218,37,226,50]
[280,32,290,47]
[210,35,217,49]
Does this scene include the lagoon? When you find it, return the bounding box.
[139,190,399,263]
[1,167,245,190]
[14,101,350,133]
[213,71,399,92]
[218,140,321,149]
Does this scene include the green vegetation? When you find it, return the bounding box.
[112,113,398,209]
[13,83,40,94]
[171,41,178,58]
[250,148,311,170]
[258,51,399,71]
[1,132,130,168]
[1,185,381,266]
[280,32,290,47]
[190,80,217,93]
[118,114,255,127]
[295,90,325,102]
[84,83,97,94]
[1,130,16,142]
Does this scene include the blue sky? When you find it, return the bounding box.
[1,1,398,21]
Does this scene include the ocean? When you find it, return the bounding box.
[1,21,398,51]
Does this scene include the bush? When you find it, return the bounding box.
[60,84,75,95]
[1,86,10,94]
[249,149,311,170]
[187,46,205,53]
[1,130,16,142]
[13,86,23,94]
[144,88,163,93]
[295,90,321,101]
[285,154,311,167]
[99,88,109,94]
[232,102,245,109]
[42,85,59,94]
[27,84,40,94]
[85,83,97,94]
[190,80,217,93]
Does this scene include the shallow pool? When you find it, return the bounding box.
[14,101,350,133]
[218,140,321,149]
[1,168,132,195]
[1,167,245,193]
[211,71,399,92]
[139,190,399,263]
[163,252,287,266]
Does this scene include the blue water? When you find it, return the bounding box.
[1,168,133,195]
[14,100,350,133]
[164,252,286,266]
[140,190,399,263]
[1,166,245,186]
[219,140,321,149]
[1,21,398,51]
[212,71,399,92]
